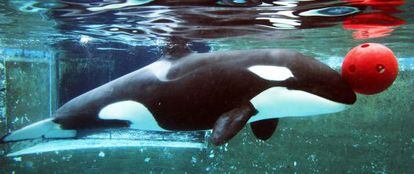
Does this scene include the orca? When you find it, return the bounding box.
[1,49,356,145]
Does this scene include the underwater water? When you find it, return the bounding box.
[0,0,414,173]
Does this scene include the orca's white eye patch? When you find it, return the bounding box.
[248,65,294,81]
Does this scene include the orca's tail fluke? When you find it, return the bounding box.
[0,118,77,143]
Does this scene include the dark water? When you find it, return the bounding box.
[0,0,414,173]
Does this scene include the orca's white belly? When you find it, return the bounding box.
[248,87,349,123]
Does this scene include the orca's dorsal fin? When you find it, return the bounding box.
[211,103,257,146]
[250,118,279,141]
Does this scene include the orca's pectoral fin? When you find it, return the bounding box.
[250,118,279,141]
[211,103,257,146]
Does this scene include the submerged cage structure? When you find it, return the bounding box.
[0,47,208,157]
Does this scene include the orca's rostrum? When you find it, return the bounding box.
[1,49,356,146]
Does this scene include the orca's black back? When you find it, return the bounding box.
[145,60,270,130]
[53,49,355,131]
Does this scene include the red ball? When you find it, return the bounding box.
[342,43,398,95]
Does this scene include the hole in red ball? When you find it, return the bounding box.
[349,65,356,72]
[361,43,370,48]
[376,64,385,74]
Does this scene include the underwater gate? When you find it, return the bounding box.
[0,47,208,157]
